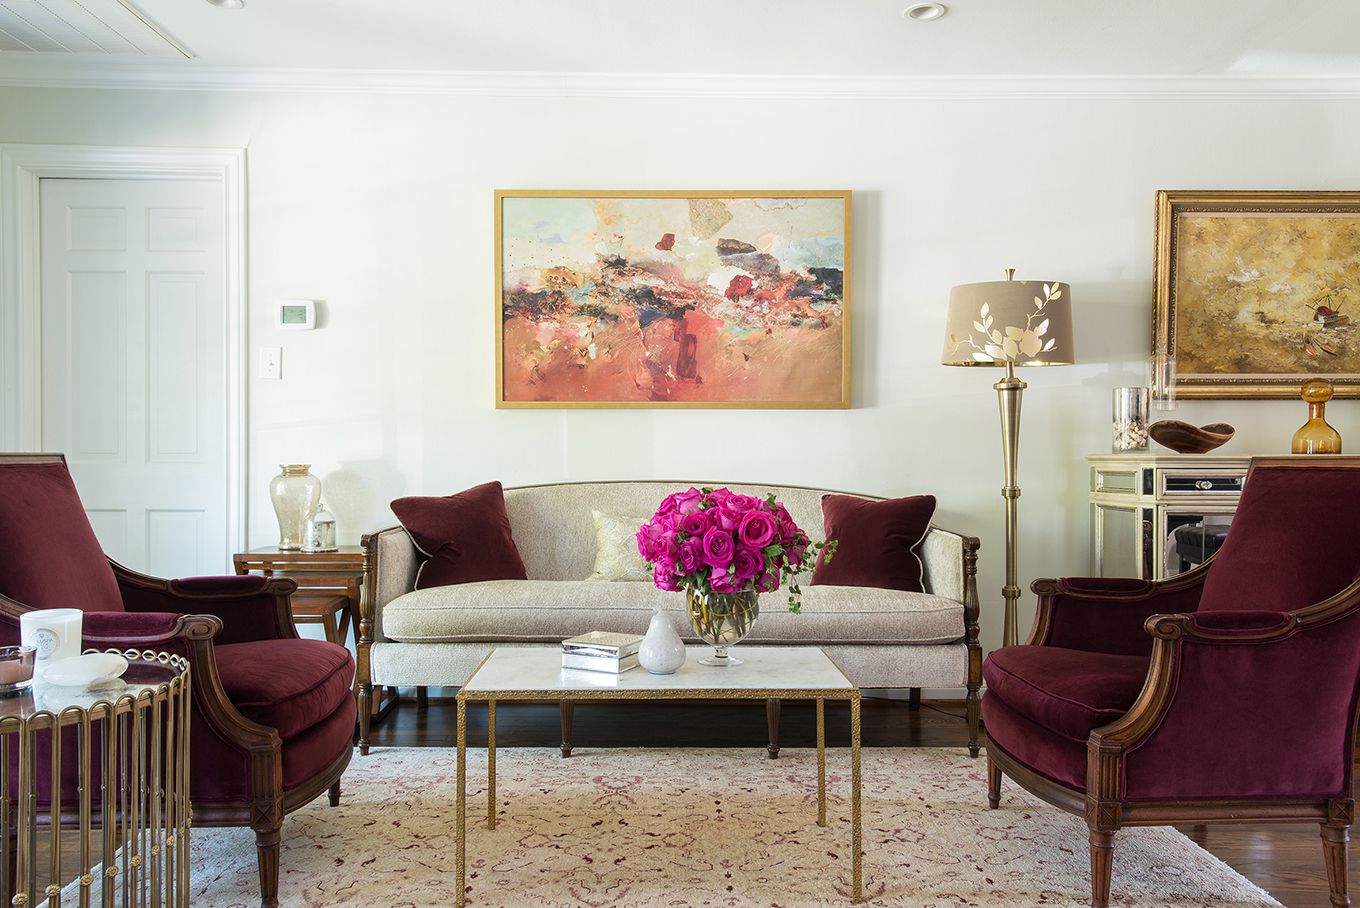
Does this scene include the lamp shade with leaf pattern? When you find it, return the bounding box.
[941,280,1075,368]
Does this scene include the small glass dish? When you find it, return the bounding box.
[0,645,37,697]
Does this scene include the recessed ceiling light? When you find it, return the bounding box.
[204,0,244,8]
[904,3,946,20]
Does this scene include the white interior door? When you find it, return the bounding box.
[39,178,228,577]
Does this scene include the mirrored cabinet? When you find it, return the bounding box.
[1087,453,1251,579]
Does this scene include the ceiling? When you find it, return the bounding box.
[2,0,1360,93]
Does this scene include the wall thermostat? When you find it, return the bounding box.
[275,299,316,330]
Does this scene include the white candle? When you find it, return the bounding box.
[20,608,83,670]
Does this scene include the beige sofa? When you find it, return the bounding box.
[358,481,981,754]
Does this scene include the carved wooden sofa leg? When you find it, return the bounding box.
[560,699,574,757]
[766,698,780,758]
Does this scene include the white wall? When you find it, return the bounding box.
[3,84,1356,654]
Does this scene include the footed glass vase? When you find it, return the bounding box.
[686,586,759,667]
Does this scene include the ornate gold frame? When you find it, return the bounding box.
[495,190,852,409]
[1153,189,1360,399]
[454,652,863,905]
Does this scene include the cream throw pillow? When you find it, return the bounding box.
[587,510,653,582]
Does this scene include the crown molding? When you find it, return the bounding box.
[1,60,1360,99]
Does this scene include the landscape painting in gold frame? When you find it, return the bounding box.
[1153,189,1360,399]
[495,190,851,408]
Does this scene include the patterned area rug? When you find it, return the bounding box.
[190,747,1282,908]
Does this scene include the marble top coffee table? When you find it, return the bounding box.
[454,645,863,904]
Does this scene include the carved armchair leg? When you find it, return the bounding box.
[986,755,1001,809]
[1088,828,1115,908]
[329,779,342,807]
[560,698,574,757]
[255,825,282,908]
[766,698,781,759]
[1321,809,1352,908]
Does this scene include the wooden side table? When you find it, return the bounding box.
[232,546,367,647]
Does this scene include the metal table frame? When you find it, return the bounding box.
[454,646,862,905]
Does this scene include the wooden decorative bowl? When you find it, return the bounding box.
[1149,420,1235,454]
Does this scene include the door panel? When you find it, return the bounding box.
[40,178,227,576]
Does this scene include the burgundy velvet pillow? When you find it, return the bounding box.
[810,494,936,592]
[391,481,528,589]
[0,460,123,612]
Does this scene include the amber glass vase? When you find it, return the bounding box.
[1292,378,1342,454]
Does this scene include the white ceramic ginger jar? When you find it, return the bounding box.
[638,608,686,674]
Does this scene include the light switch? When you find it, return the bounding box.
[260,346,282,380]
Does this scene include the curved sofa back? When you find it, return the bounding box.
[504,481,853,585]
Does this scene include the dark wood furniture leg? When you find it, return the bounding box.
[766,697,781,759]
[416,686,428,710]
[559,699,574,756]
[909,687,921,710]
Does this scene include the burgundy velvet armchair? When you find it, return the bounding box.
[0,454,356,908]
[983,455,1360,907]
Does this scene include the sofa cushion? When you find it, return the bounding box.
[213,638,356,740]
[380,580,964,646]
[586,510,652,582]
[810,494,935,592]
[983,645,1149,743]
[392,481,528,589]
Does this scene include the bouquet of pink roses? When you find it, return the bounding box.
[635,486,832,613]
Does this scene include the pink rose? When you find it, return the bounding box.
[725,494,761,512]
[673,487,706,514]
[678,538,703,574]
[681,511,711,536]
[755,564,780,593]
[732,548,764,582]
[737,510,777,549]
[710,570,739,593]
[653,562,682,592]
[701,526,735,567]
[637,522,664,561]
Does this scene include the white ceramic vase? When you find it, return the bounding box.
[638,608,686,674]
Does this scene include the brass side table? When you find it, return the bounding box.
[2,650,192,908]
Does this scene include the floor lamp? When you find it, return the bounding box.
[941,272,1075,646]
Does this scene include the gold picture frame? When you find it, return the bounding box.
[495,190,851,409]
[1153,189,1360,399]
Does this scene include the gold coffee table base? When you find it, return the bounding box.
[454,646,862,905]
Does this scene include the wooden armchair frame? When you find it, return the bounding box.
[987,456,1360,908]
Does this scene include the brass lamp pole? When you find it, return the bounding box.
[942,272,1075,647]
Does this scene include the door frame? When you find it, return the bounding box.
[0,144,247,556]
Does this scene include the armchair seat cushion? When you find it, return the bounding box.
[214,639,355,740]
[983,646,1149,743]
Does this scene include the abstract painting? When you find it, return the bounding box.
[1153,189,1360,399]
[495,191,851,408]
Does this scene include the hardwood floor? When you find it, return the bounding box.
[367,693,1352,908]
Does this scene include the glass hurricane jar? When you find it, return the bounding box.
[301,501,338,553]
[269,465,322,550]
